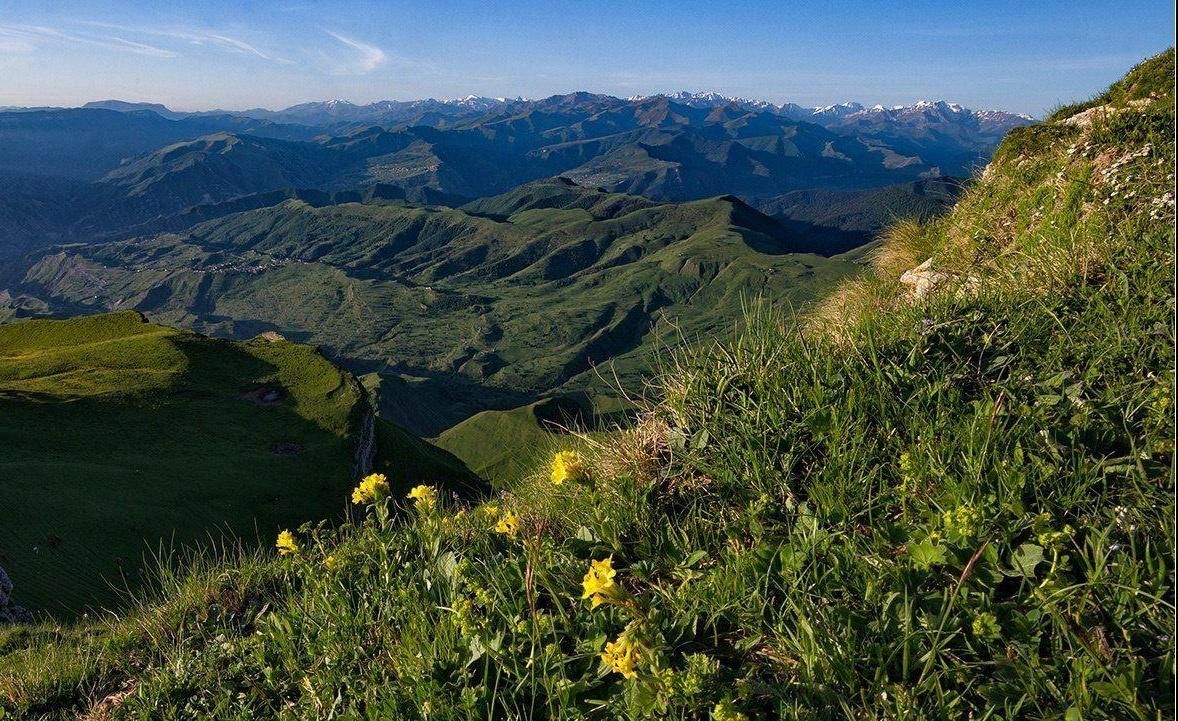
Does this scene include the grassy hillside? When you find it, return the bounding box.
[1,53,1171,719]
[0,311,477,618]
[20,182,857,434]
[751,177,963,254]
[432,395,625,488]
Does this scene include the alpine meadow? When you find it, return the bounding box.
[0,3,1172,719]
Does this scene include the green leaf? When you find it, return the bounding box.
[805,408,834,436]
[1064,707,1082,721]
[575,525,597,542]
[908,541,948,569]
[1010,543,1044,578]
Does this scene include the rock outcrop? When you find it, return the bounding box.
[0,564,33,624]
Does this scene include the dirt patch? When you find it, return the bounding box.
[239,384,287,406]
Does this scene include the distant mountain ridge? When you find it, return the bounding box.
[0,90,1020,248]
[66,92,1034,131]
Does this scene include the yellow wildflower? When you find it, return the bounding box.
[550,450,587,485]
[324,554,339,572]
[406,484,438,510]
[712,699,748,721]
[601,633,641,679]
[942,505,981,540]
[275,529,300,556]
[581,557,619,608]
[494,511,520,537]
[351,473,390,505]
[971,611,1001,641]
[441,508,468,533]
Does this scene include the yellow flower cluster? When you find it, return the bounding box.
[407,484,437,509]
[711,699,749,721]
[942,505,981,540]
[324,554,339,572]
[971,611,1001,640]
[601,632,642,679]
[495,511,520,537]
[351,473,390,505]
[581,557,620,608]
[276,529,300,556]
[550,450,587,486]
[1031,512,1074,548]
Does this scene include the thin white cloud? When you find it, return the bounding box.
[326,31,386,73]
[77,21,277,62]
[0,24,177,58]
[0,37,35,55]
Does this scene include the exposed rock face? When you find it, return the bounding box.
[901,258,948,299]
[0,564,33,624]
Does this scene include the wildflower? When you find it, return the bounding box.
[442,508,467,532]
[942,505,981,541]
[601,632,642,679]
[495,511,520,537]
[1036,524,1074,548]
[550,450,587,485]
[352,473,390,505]
[581,557,621,608]
[971,611,1001,641]
[276,529,300,556]
[324,554,339,572]
[1031,513,1074,548]
[680,653,720,696]
[407,484,437,509]
[712,699,748,721]
[898,451,913,482]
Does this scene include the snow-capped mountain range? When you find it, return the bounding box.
[75,92,1033,131]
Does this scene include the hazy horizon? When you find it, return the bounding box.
[0,0,1171,116]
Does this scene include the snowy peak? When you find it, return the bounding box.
[632,91,780,113]
[811,102,866,119]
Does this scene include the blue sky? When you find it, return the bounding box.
[0,0,1171,115]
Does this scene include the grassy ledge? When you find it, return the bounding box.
[1,52,1174,720]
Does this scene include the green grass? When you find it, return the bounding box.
[0,311,366,616]
[1,53,1173,720]
[433,396,617,488]
[18,182,856,436]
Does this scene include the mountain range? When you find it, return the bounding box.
[0,92,1027,253]
[75,93,1032,135]
[0,88,1023,444]
[18,179,859,434]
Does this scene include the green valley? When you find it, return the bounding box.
[19,180,858,435]
[1,49,1170,721]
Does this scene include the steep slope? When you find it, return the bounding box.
[0,311,478,617]
[431,394,618,488]
[19,182,856,434]
[0,108,319,181]
[0,95,1025,256]
[0,51,1171,721]
[751,177,963,253]
[96,133,341,216]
